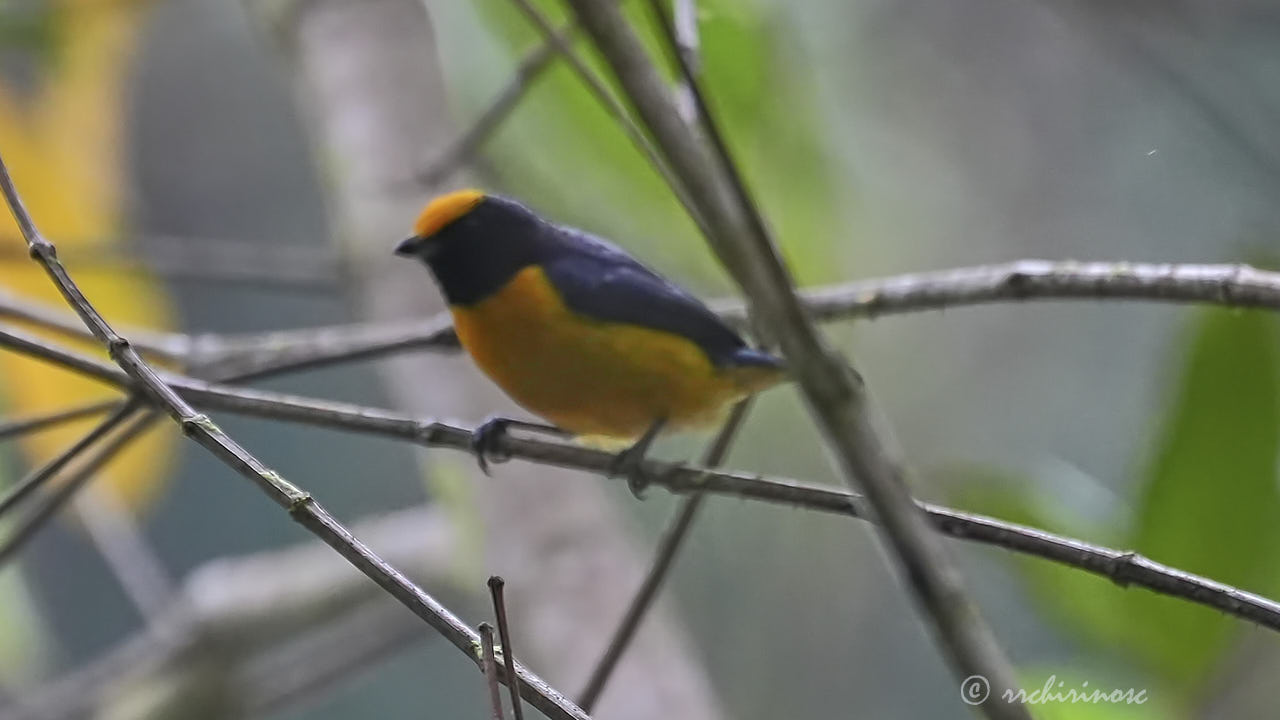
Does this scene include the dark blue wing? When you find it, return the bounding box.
[540,228,774,368]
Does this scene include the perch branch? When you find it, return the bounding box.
[416,21,574,188]
[3,323,1277,636]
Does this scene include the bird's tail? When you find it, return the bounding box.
[723,347,788,394]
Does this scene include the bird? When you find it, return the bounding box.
[394,189,785,491]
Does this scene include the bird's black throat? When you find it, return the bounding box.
[417,196,550,306]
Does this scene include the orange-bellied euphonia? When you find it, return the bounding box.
[394,189,785,481]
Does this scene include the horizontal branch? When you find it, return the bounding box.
[0,287,191,361]
[0,235,342,290]
[785,260,1280,320]
[4,322,1278,635]
[8,260,1280,378]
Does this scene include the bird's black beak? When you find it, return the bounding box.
[395,235,426,256]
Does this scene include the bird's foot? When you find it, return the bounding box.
[608,417,667,499]
[471,417,567,475]
[609,444,649,498]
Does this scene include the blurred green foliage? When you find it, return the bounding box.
[0,1,63,69]
[453,0,843,289]
[0,453,49,682]
[960,308,1280,710]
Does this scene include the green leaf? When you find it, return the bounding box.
[0,569,47,682]
[0,446,50,682]
[0,2,65,72]
[694,2,847,284]
[1122,309,1280,687]
[961,309,1280,700]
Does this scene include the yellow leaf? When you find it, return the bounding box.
[0,0,176,515]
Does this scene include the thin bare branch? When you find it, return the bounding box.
[0,400,119,441]
[185,315,460,380]
[4,324,1276,637]
[480,623,507,720]
[0,411,154,565]
[506,0,709,237]
[5,259,1280,397]
[0,400,140,519]
[0,313,455,555]
[570,2,1024,713]
[488,577,525,720]
[0,150,591,720]
[780,260,1280,321]
[416,23,572,188]
[0,288,190,361]
[579,399,749,711]
[0,235,342,290]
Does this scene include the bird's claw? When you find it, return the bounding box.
[609,444,650,499]
[471,417,570,475]
[610,417,666,499]
[471,417,515,476]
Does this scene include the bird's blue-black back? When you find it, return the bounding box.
[422,196,782,371]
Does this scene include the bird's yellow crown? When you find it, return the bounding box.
[414,189,485,238]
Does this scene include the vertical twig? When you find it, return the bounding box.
[488,576,525,720]
[479,623,507,720]
[579,399,750,710]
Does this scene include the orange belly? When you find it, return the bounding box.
[450,266,780,440]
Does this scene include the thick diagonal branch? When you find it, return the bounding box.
[562,2,1026,714]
